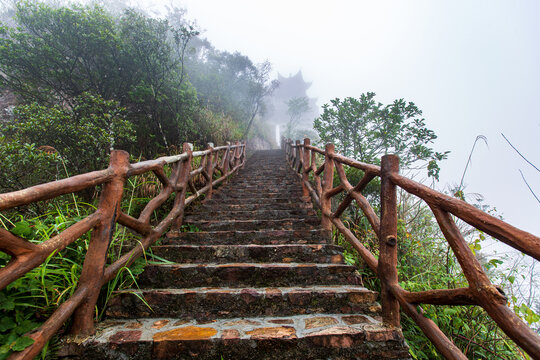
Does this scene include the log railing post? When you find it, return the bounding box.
[294,140,301,171]
[236,141,242,167]
[292,140,295,162]
[172,143,193,230]
[223,142,231,179]
[205,143,214,200]
[302,138,310,198]
[287,139,293,164]
[379,154,400,327]
[233,141,239,168]
[241,141,247,167]
[321,143,335,231]
[71,150,130,335]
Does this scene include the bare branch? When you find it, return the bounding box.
[519,169,540,204]
[502,133,540,173]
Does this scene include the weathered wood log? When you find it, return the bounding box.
[321,144,335,231]
[379,154,400,328]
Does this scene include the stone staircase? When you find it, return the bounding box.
[64,150,410,359]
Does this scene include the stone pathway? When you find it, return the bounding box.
[62,150,410,359]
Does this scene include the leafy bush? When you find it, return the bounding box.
[0,202,92,359]
[5,92,134,175]
[0,176,157,358]
[0,138,59,194]
[314,93,449,180]
[334,197,532,359]
[195,107,244,145]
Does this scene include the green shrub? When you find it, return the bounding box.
[5,92,134,175]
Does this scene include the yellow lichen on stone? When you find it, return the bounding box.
[153,326,217,341]
[246,326,296,339]
[304,316,338,329]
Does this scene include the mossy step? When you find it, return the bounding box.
[210,191,305,200]
[150,244,344,264]
[106,286,379,320]
[225,176,296,181]
[197,202,313,211]
[184,209,316,221]
[137,263,361,288]
[182,218,320,231]
[164,229,331,245]
[200,197,314,205]
[211,187,303,195]
[224,182,301,187]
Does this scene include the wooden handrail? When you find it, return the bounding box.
[0,169,114,210]
[0,140,246,360]
[282,136,540,359]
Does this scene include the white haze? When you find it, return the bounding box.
[152,0,539,238]
[29,0,538,236]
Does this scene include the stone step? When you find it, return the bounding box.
[227,177,296,182]
[213,188,302,195]
[150,244,344,264]
[229,172,294,176]
[183,218,320,231]
[185,209,316,221]
[62,314,410,359]
[137,263,361,288]
[225,182,301,187]
[225,177,300,183]
[224,180,296,185]
[211,189,302,196]
[197,202,313,212]
[106,286,380,320]
[201,197,312,205]
[218,181,299,186]
[210,191,305,200]
[164,229,331,245]
[203,197,312,205]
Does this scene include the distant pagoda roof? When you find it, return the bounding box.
[275,70,312,99]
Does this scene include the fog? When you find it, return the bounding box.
[170,1,539,299]
[162,0,539,239]
[10,0,535,235]
[3,0,538,248]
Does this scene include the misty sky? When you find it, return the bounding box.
[146,1,540,236]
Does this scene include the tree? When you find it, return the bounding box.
[313,92,449,179]
[0,2,124,104]
[0,1,199,156]
[242,61,279,139]
[183,39,278,139]
[284,96,310,138]
[119,8,199,151]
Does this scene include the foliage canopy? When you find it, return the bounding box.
[314,92,449,179]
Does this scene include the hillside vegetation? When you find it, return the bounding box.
[0,2,537,359]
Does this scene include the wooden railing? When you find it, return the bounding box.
[283,137,540,360]
[0,141,246,360]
